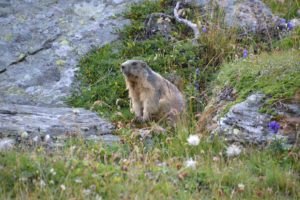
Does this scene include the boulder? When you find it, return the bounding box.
[0,0,140,146]
[212,93,299,144]
[190,0,298,38]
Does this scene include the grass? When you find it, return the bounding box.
[1,0,300,199]
[68,0,300,121]
[213,49,300,114]
[1,128,300,199]
[262,0,300,19]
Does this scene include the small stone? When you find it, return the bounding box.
[0,138,15,151]
[233,129,240,135]
[72,108,80,115]
[33,136,39,142]
[44,134,51,142]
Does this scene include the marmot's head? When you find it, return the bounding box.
[121,60,150,80]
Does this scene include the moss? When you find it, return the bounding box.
[214,50,300,113]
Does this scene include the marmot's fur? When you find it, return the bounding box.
[121,60,185,122]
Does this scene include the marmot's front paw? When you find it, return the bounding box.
[132,116,143,123]
[142,116,150,122]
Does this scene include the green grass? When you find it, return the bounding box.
[68,0,300,121]
[263,0,300,19]
[1,128,300,199]
[213,49,300,114]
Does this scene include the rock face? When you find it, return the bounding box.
[192,0,297,38]
[0,0,133,105]
[217,93,273,144]
[214,93,298,144]
[0,104,114,138]
[0,0,138,148]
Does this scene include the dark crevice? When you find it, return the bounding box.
[7,33,61,67]
[0,68,6,74]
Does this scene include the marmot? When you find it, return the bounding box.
[121,60,185,122]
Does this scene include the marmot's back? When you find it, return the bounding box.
[152,71,185,112]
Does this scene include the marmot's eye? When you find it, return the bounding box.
[132,62,137,66]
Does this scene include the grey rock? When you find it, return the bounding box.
[0,0,141,144]
[144,13,174,39]
[216,93,284,144]
[0,103,114,138]
[191,0,298,38]
[86,134,120,144]
[0,138,15,151]
[214,93,300,144]
[0,0,136,106]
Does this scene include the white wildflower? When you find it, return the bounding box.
[83,189,92,196]
[19,177,28,182]
[50,168,56,176]
[74,178,82,183]
[70,145,76,152]
[184,158,197,169]
[44,134,51,142]
[49,180,54,185]
[187,135,200,146]
[60,184,66,191]
[226,144,241,157]
[21,131,28,138]
[92,173,98,178]
[212,156,220,162]
[237,183,245,191]
[40,180,46,187]
[95,194,103,200]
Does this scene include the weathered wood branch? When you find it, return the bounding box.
[174,1,200,42]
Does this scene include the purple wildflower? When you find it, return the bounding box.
[268,121,280,134]
[287,21,294,30]
[195,68,200,76]
[202,27,207,33]
[279,18,286,24]
[194,82,200,91]
[243,49,248,58]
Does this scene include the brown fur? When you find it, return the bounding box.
[121,60,185,122]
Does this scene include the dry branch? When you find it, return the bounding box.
[174,1,200,42]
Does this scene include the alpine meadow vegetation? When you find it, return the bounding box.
[1,0,300,199]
